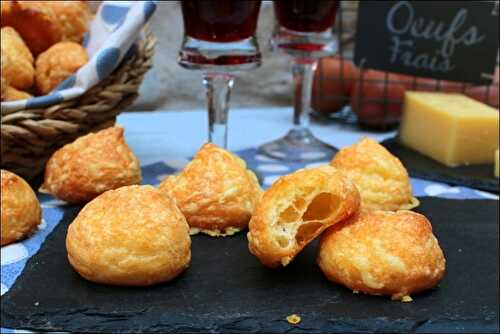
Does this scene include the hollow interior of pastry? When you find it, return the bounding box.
[273,190,341,249]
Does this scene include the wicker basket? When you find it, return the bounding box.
[1,31,157,181]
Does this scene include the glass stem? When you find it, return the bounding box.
[202,73,235,149]
[292,59,317,130]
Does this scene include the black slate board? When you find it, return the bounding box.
[382,137,499,193]
[1,198,499,333]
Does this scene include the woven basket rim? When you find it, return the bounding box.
[1,29,157,181]
[1,29,156,116]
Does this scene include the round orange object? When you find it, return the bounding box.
[312,57,359,114]
[1,170,41,246]
[350,70,405,129]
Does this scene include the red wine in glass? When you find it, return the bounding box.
[178,1,262,149]
[181,0,261,42]
[273,0,340,54]
[179,0,262,69]
[274,0,339,33]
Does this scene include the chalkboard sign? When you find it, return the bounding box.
[354,1,499,85]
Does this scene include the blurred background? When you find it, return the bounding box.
[131,0,498,127]
[132,1,292,111]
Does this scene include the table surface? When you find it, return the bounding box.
[119,107,396,165]
[1,107,498,333]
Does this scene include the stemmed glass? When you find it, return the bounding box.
[258,0,340,161]
[178,0,262,149]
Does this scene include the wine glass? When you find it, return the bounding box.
[178,0,262,149]
[258,0,340,161]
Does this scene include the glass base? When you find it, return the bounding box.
[258,128,338,162]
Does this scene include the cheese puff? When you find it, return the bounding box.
[1,0,63,55]
[3,86,33,101]
[1,170,42,246]
[331,137,419,211]
[35,42,88,95]
[0,27,35,90]
[40,1,92,43]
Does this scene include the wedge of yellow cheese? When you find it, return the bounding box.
[495,149,499,178]
[399,92,499,167]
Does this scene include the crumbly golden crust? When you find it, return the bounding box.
[35,41,88,95]
[247,166,360,268]
[159,143,262,237]
[331,137,419,211]
[1,0,63,55]
[42,126,141,203]
[42,1,92,43]
[317,210,446,300]
[0,27,34,90]
[1,76,7,101]
[1,170,41,246]
[66,185,191,286]
[3,85,32,101]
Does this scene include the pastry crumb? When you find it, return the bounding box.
[401,295,413,303]
[286,314,301,325]
[190,227,242,237]
[34,302,39,306]
[189,227,201,236]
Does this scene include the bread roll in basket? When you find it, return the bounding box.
[1,1,157,181]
